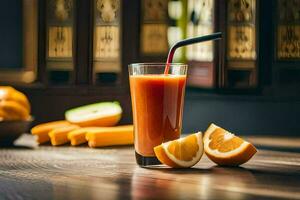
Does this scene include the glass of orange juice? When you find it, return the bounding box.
[129,63,188,166]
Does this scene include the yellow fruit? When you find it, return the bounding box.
[86,125,133,148]
[154,132,203,168]
[48,125,80,146]
[203,123,257,166]
[10,89,31,112]
[0,86,30,112]
[31,120,71,144]
[67,127,103,146]
[0,100,30,121]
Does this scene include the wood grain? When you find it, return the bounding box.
[0,134,300,200]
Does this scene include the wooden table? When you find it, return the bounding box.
[0,135,300,200]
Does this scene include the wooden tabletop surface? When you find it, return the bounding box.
[0,134,300,200]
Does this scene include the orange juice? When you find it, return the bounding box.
[130,75,187,160]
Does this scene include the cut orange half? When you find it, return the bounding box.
[203,124,257,166]
[154,132,203,168]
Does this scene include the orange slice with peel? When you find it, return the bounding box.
[154,132,203,168]
[203,123,257,166]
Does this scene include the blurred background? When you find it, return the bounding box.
[0,0,299,135]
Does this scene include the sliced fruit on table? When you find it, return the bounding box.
[65,101,122,127]
[68,127,103,146]
[154,132,204,168]
[48,124,80,146]
[203,123,257,166]
[31,120,71,144]
[86,125,133,148]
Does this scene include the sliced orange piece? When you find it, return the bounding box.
[31,120,71,144]
[67,127,103,146]
[48,125,80,146]
[203,124,257,166]
[154,132,203,168]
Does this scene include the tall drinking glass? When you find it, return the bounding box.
[129,63,188,166]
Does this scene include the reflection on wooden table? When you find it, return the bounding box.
[0,134,299,200]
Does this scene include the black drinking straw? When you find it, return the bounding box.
[164,32,223,74]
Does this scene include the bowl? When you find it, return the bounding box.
[0,118,33,146]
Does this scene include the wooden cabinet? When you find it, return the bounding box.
[186,0,219,88]
[0,0,38,84]
[273,0,300,92]
[222,0,259,89]
[8,0,138,124]
[0,0,300,124]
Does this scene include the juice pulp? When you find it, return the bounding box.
[130,74,187,157]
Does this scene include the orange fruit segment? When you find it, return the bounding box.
[31,120,71,144]
[203,123,257,166]
[86,125,133,148]
[48,125,80,146]
[154,132,203,168]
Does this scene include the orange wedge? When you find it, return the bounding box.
[67,127,103,146]
[203,124,257,166]
[48,125,80,146]
[154,132,203,168]
[31,120,71,144]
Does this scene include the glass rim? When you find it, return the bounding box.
[129,63,187,68]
